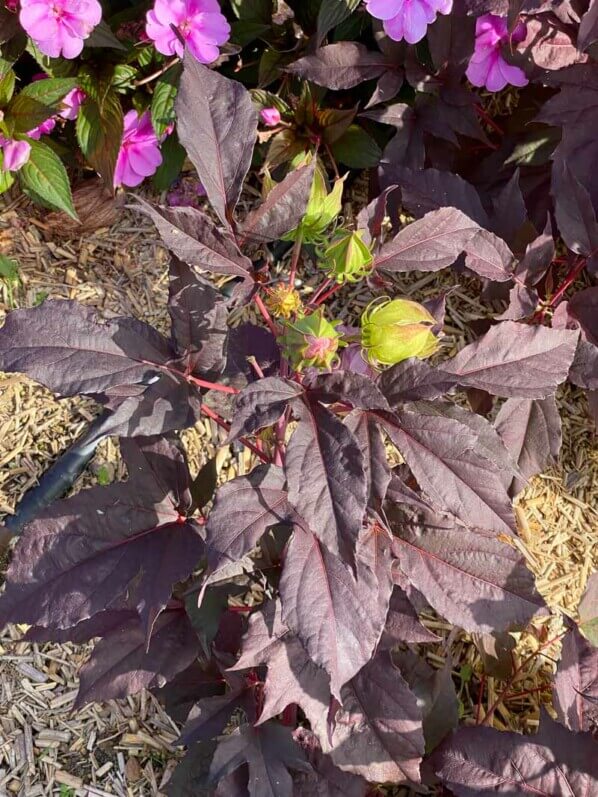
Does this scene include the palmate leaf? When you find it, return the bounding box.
[75,608,199,708]
[133,198,253,279]
[285,398,367,564]
[377,407,517,536]
[176,55,258,229]
[326,649,424,784]
[373,207,514,282]
[232,600,331,739]
[208,722,311,797]
[0,437,205,637]
[443,322,579,398]
[205,465,291,574]
[431,712,598,796]
[227,377,304,440]
[553,626,598,733]
[379,586,440,649]
[293,728,367,797]
[238,161,316,248]
[286,43,390,90]
[344,410,391,513]
[179,686,254,746]
[279,523,392,701]
[387,501,545,633]
[495,396,562,497]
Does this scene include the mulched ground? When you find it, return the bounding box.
[0,184,596,797]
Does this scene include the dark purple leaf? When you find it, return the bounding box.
[24,610,140,644]
[293,728,367,797]
[0,437,204,636]
[495,396,562,497]
[232,600,331,739]
[285,400,366,564]
[205,465,290,575]
[553,626,598,733]
[305,371,390,411]
[238,162,316,248]
[326,650,424,784]
[377,359,456,405]
[168,256,228,375]
[132,199,253,278]
[472,631,517,679]
[518,14,587,71]
[379,165,488,226]
[0,299,204,437]
[379,586,440,649]
[427,12,475,76]
[388,502,545,633]
[279,524,392,700]
[443,322,579,398]
[552,159,598,261]
[75,608,199,708]
[514,220,555,287]
[344,410,391,513]
[365,69,404,109]
[496,284,539,321]
[176,56,257,228]
[393,649,459,751]
[431,712,598,796]
[228,378,304,441]
[286,43,389,90]
[153,659,224,724]
[224,324,281,389]
[180,686,251,746]
[356,186,397,246]
[567,287,598,345]
[489,170,528,247]
[209,722,310,797]
[374,208,514,282]
[377,408,517,535]
[370,104,425,171]
[579,0,598,51]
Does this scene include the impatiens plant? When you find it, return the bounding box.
[1,1,598,795]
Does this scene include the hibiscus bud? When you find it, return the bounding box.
[266,284,303,320]
[285,168,345,245]
[260,107,281,127]
[280,309,344,371]
[322,229,373,284]
[360,298,440,367]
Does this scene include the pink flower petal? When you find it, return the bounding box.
[367,0,402,21]
[402,1,429,44]
[186,34,220,64]
[2,139,31,172]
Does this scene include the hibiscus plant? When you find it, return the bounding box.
[1,1,598,796]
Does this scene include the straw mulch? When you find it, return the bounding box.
[0,187,596,797]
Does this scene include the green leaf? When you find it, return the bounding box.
[151,64,181,137]
[0,67,15,106]
[136,45,156,69]
[112,64,138,93]
[19,140,77,220]
[76,88,123,191]
[25,41,78,77]
[152,134,186,192]
[505,129,560,167]
[0,153,15,194]
[317,0,361,43]
[0,253,19,284]
[258,49,288,88]
[6,78,78,133]
[230,20,270,46]
[20,77,78,104]
[332,124,381,168]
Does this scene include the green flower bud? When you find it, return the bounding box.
[284,168,345,244]
[361,298,440,367]
[280,309,344,371]
[322,229,373,284]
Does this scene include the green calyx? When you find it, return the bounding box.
[321,229,373,284]
[360,297,440,367]
[284,166,344,245]
[280,308,344,371]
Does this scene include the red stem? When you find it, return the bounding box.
[254,293,278,336]
[475,104,504,137]
[313,281,342,308]
[548,257,586,308]
[188,375,238,395]
[201,404,270,464]
[289,236,302,288]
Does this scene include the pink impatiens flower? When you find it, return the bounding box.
[28,117,56,139]
[0,136,31,172]
[19,0,102,59]
[145,0,230,64]
[59,87,86,120]
[260,107,281,127]
[114,110,162,188]
[365,0,453,44]
[466,14,528,92]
